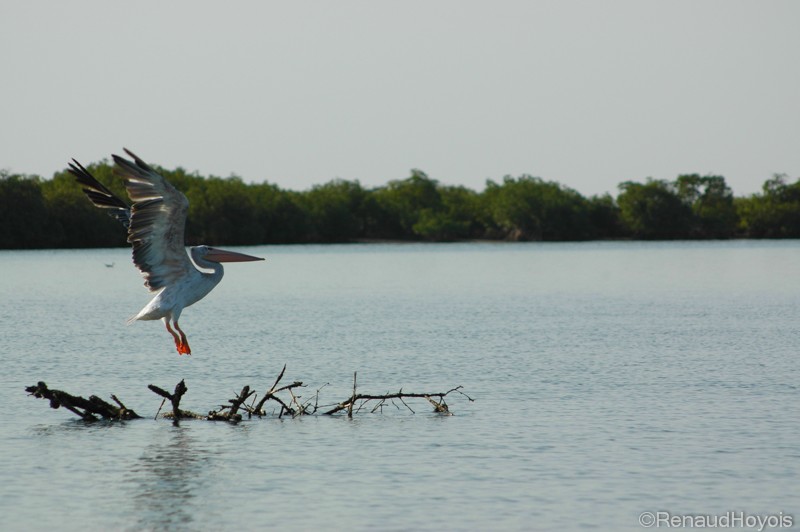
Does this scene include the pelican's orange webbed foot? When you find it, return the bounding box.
[167,321,192,355]
[174,323,191,355]
[170,335,191,355]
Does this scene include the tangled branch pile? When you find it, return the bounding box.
[26,365,473,425]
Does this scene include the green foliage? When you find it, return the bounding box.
[188,175,260,245]
[484,176,592,240]
[366,171,484,241]
[616,174,742,239]
[41,162,129,248]
[420,185,481,240]
[676,174,738,238]
[736,174,800,237]
[297,179,367,242]
[617,179,693,239]
[0,171,49,248]
[586,194,624,239]
[250,184,309,244]
[0,159,796,248]
[371,170,443,239]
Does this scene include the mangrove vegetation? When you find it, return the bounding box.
[1,160,799,248]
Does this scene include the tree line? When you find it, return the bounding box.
[1,160,799,249]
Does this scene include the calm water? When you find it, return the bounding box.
[0,241,798,531]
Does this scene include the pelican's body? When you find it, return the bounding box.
[69,149,264,355]
[131,248,222,322]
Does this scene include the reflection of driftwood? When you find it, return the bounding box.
[27,366,473,423]
[25,381,140,421]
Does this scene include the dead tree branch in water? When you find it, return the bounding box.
[322,386,471,416]
[26,367,473,422]
[207,385,255,423]
[246,364,305,418]
[147,379,203,424]
[25,381,140,421]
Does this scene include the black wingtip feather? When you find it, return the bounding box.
[121,148,153,172]
[69,156,132,228]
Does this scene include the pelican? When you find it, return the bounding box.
[68,149,264,355]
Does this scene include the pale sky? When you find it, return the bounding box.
[2,1,798,197]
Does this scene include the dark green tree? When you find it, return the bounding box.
[249,184,309,243]
[42,163,127,248]
[370,170,443,239]
[411,185,480,241]
[188,175,262,245]
[586,193,624,239]
[297,179,367,242]
[0,172,51,248]
[675,174,738,238]
[617,179,692,239]
[484,175,592,240]
[736,174,800,237]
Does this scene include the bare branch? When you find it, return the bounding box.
[26,381,140,421]
[27,368,472,423]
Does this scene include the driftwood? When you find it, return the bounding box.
[25,381,140,421]
[27,366,473,423]
[207,385,255,422]
[321,371,470,416]
[147,380,205,424]
[248,364,306,418]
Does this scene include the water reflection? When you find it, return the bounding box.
[127,426,216,531]
[28,418,126,436]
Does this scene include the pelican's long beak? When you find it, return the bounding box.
[205,248,265,263]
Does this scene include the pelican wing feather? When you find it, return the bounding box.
[112,149,193,293]
[68,159,132,227]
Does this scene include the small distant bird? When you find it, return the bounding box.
[105,262,115,268]
[69,149,264,355]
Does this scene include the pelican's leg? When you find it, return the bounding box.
[165,320,181,346]
[165,321,190,355]
[173,321,192,355]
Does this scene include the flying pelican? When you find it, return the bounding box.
[68,149,264,355]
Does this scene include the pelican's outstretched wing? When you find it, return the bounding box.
[68,159,131,228]
[112,149,193,293]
